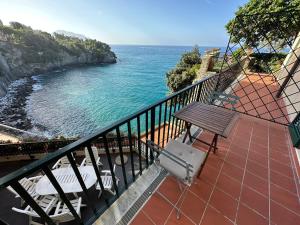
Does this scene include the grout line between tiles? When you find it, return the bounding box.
[234,123,253,224]
[268,118,271,225]
[198,119,240,225]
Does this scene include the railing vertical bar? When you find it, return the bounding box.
[137,116,142,175]
[66,152,97,212]
[196,82,203,102]
[127,121,135,181]
[157,104,162,146]
[145,111,149,167]
[162,101,168,148]
[102,135,119,196]
[43,166,83,224]
[116,127,128,189]
[187,87,193,104]
[170,96,178,139]
[10,181,56,225]
[193,85,198,101]
[150,107,155,162]
[166,98,173,142]
[174,93,183,138]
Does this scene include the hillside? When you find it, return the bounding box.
[0,21,117,96]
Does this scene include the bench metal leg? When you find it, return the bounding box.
[213,134,218,154]
[197,133,218,178]
[183,123,192,143]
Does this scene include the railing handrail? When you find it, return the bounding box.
[0,73,217,188]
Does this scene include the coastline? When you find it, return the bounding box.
[0,62,119,139]
[0,76,36,131]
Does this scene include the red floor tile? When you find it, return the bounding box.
[189,178,214,202]
[221,162,244,182]
[180,191,206,224]
[270,151,290,165]
[248,151,268,167]
[246,160,268,180]
[206,154,224,171]
[240,186,269,218]
[143,192,173,225]
[130,210,154,225]
[165,210,195,225]
[158,176,182,204]
[270,159,294,178]
[226,152,247,169]
[237,204,269,225]
[243,172,269,197]
[201,165,220,185]
[270,200,300,225]
[270,183,300,214]
[216,173,242,200]
[209,188,238,221]
[201,206,234,225]
[270,171,297,194]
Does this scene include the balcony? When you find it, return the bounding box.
[131,114,299,225]
[0,11,300,225]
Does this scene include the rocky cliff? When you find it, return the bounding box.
[0,21,117,96]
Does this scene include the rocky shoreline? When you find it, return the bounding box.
[0,62,120,139]
[0,76,36,131]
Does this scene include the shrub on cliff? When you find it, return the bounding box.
[166,46,201,92]
[0,21,116,64]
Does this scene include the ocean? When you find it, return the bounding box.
[24,45,224,137]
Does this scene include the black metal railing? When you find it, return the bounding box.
[218,10,300,125]
[2,10,300,224]
[0,74,219,225]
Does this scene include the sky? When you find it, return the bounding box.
[0,0,248,46]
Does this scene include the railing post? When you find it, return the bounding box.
[196,82,203,102]
[103,135,119,196]
[116,127,128,189]
[127,121,135,181]
[150,107,155,162]
[137,116,142,175]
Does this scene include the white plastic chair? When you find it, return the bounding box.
[12,195,58,225]
[80,146,103,167]
[96,164,119,197]
[7,175,42,205]
[50,197,85,224]
[52,153,76,169]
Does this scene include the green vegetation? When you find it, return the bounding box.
[225,1,299,75]
[166,46,201,92]
[248,53,287,73]
[0,21,116,64]
[226,0,300,48]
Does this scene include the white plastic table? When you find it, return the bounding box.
[35,166,97,195]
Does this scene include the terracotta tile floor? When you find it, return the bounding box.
[130,115,300,225]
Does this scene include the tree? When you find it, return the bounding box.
[226,0,300,48]
[178,46,201,67]
[0,19,3,26]
[9,21,32,30]
[166,46,201,92]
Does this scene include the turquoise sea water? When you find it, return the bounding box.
[26,45,223,137]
